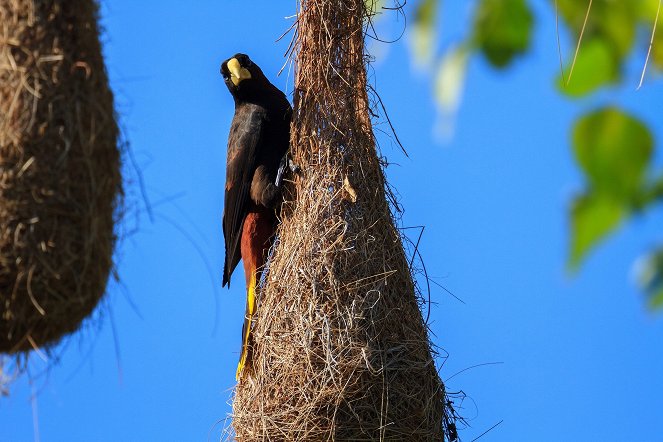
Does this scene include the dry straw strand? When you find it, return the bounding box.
[638,0,662,90]
[566,0,593,85]
[0,0,122,353]
[231,0,456,440]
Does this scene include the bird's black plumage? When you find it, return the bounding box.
[221,53,292,287]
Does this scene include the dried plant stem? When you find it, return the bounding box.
[555,0,566,83]
[638,0,662,90]
[567,0,593,85]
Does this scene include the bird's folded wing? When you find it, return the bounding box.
[222,108,265,286]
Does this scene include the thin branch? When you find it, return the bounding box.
[567,0,593,85]
[30,377,41,442]
[408,225,425,271]
[108,305,124,386]
[638,0,662,90]
[429,277,465,305]
[157,214,222,336]
[367,84,408,157]
[470,420,504,442]
[445,361,504,382]
[125,139,154,223]
[555,0,566,83]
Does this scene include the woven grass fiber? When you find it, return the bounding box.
[231,0,457,440]
[0,0,121,353]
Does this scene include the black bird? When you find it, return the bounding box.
[220,53,292,380]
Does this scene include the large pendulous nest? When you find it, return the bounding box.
[231,0,457,440]
[0,0,122,353]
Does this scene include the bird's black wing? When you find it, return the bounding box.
[222,105,266,287]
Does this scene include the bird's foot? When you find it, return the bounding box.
[288,158,301,174]
[275,154,302,187]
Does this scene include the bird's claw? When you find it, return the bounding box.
[275,154,302,187]
[288,158,301,174]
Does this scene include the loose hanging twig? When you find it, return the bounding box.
[555,0,566,84]
[567,0,593,85]
[638,0,662,90]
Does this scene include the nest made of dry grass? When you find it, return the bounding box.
[231,0,458,440]
[0,0,122,353]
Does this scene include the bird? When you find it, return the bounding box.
[220,53,292,381]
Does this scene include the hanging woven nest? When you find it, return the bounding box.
[230,0,458,440]
[0,0,122,353]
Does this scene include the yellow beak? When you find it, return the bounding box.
[227,58,252,86]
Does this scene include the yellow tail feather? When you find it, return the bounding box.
[236,273,257,381]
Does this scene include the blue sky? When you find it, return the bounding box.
[2,1,663,441]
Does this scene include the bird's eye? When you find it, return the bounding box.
[222,72,230,80]
[245,58,253,67]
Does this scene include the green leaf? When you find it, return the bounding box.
[411,0,439,65]
[569,108,655,269]
[557,38,618,97]
[636,249,663,310]
[569,193,624,270]
[654,29,663,69]
[638,0,662,21]
[473,0,533,68]
[556,0,638,58]
[365,0,386,18]
[572,107,653,203]
[650,290,663,310]
[365,0,385,12]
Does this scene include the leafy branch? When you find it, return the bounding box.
[406,0,663,308]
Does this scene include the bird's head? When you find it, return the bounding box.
[220,53,269,99]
